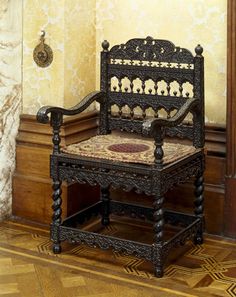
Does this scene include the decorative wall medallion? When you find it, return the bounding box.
[33,30,53,68]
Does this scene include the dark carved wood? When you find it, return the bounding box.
[101,187,110,226]
[224,0,236,237]
[194,174,204,244]
[36,37,205,277]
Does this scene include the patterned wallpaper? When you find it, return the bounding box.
[23,0,96,113]
[22,0,227,123]
[95,0,227,124]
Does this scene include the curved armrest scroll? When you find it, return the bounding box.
[36,91,105,124]
[142,98,198,136]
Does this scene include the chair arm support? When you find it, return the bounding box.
[142,98,198,167]
[142,98,198,136]
[36,91,105,124]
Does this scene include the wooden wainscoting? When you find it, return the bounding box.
[12,111,99,224]
[12,113,226,235]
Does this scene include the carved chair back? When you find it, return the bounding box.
[99,37,204,148]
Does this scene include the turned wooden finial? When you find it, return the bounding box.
[195,44,203,56]
[102,40,110,52]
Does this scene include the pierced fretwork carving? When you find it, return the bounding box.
[37,37,205,278]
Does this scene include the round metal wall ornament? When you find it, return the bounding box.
[33,31,53,68]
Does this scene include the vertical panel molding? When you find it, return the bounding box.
[224,0,236,237]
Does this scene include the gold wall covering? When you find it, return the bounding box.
[23,0,96,113]
[23,0,227,124]
[96,0,227,124]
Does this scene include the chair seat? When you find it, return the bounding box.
[62,134,199,165]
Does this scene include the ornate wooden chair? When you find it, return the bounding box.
[37,36,205,277]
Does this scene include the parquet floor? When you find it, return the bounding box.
[0,218,236,297]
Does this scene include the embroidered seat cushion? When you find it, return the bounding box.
[62,134,199,166]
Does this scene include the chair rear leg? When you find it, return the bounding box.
[51,179,62,254]
[194,174,204,244]
[153,194,165,277]
[101,186,110,226]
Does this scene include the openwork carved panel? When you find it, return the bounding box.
[99,36,203,141]
[109,37,194,64]
[57,161,153,196]
[37,37,205,278]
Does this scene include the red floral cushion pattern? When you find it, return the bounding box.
[62,134,199,165]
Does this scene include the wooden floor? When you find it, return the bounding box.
[0,218,236,297]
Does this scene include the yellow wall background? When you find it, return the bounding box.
[23,0,227,124]
[23,0,96,113]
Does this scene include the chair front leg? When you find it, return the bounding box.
[153,194,165,277]
[51,179,62,254]
[101,186,110,226]
[194,174,204,244]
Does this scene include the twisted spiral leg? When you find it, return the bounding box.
[194,174,204,244]
[51,179,62,254]
[101,187,110,226]
[153,195,165,277]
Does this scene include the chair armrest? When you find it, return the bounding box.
[36,91,105,124]
[142,98,198,136]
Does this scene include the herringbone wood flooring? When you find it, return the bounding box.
[0,218,236,297]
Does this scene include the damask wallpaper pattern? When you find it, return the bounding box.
[23,0,96,113]
[96,0,227,124]
[23,0,227,124]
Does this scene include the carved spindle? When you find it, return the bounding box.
[154,110,159,118]
[51,112,62,154]
[101,187,110,226]
[161,90,165,96]
[194,175,204,216]
[137,88,140,94]
[113,86,117,92]
[186,92,190,98]
[154,128,164,167]
[130,81,134,93]
[153,193,165,277]
[130,108,134,118]
[52,179,62,254]
[194,174,204,244]
[142,110,146,119]
[118,107,122,118]
[124,87,128,93]
[118,79,122,91]
[179,84,183,97]
[167,82,170,95]
[148,88,152,94]
[154,82,158,95]
[142,81,145,94]
[153,195,164,242]
[167,111,171,119]
[173,91,177,97]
